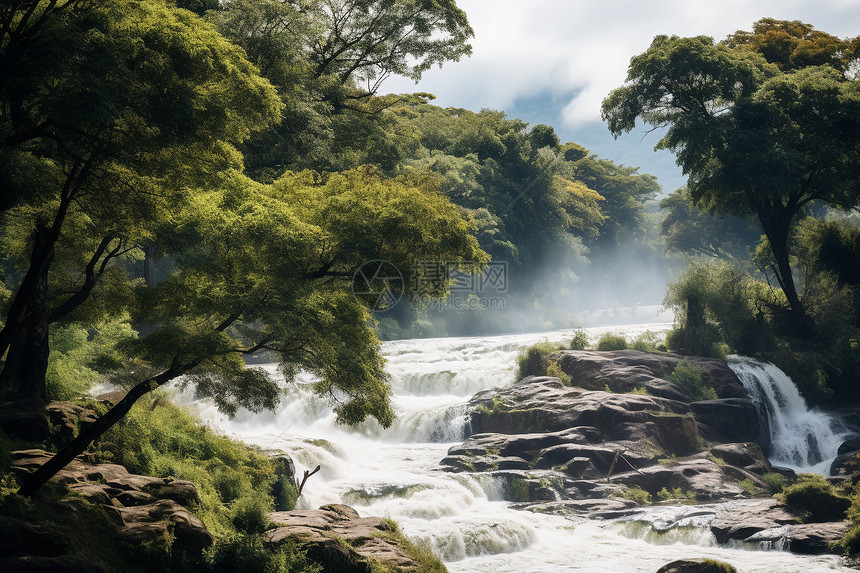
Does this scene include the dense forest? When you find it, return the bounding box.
[2,1,860,570]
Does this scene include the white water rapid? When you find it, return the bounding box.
[182,324,855,573]
[728,356,849,474]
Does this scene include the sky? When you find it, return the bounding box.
[383,0,860,194]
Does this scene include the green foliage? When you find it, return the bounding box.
[762,472,787,494]
[545,362,571,385]
[204,534,319,573]
[656,487,695,501]
[660,187,760,261]
[629,386,650,396]
[738,478,756,496]
[569,329,589,350]
[664,260,770,358]
[618,486,652,505]
[781,474,850,522]
[603,20,860,332]
[596,332,627,351]
[515,341,564,381]
[667,360,718,401]
[45,318,137,400]
[94,395,287,536]
[630,331,663,353]
[508,477,531,502]
[231,497,273,535]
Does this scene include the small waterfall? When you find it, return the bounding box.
[728,356,847,474]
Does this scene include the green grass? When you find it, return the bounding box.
[667,359,718,401]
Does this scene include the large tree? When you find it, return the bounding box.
[602,20,860,332]
[18,166,487,496]
[0,0,282,399]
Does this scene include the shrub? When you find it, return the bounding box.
[618,486,651,505]
[762,472,786,494]
[631,331,663,353]
[569,329,589,350]
[205,534,319,573]
[230,496,273,534]
[667,359,718,401]
[596,332,627,351]
[781,474,850,522]
[515,341,563,380]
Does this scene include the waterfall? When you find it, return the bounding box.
[175,327,856,572]
[728,356,848,474]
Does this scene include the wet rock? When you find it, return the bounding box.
[690,398,769,448]
[266,504,419,572]
[656,558,738,573]
[831,434,860,476]
[610,458,746,501]
[787,521,849,554]
[524,497,640,519]
[710,498,797,544]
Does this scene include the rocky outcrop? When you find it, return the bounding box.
[554,350,747,398]
[0,399,100,444]
[656,559,738,573]
[10,449,212,559]
[265,504,427,572]
[441,350,853,557]
[709,498,847,554]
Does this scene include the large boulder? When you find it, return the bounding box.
[266,504,422,573]
[710,498,797,544]
[11,449,213,557]
[656,559,738,573]
[690,398,769,450]
[468,377,698,456]
[555,350,747,398]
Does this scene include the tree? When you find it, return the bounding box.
[209,0,473,177]
[18,167,487,496]
[602,21,860,333]
[0,0,282,399]
[660,187,760,261]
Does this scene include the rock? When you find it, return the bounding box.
[610,458,745,501]
[524,498,640,519]
[709,443,771,475]
[831,434,860,475]
[115,499,212,555]
[555,350,747,398]
[710,498,797,544]
[45,401,99,445]
[468,377,696,456]
[690,398,769,449]
[11,449,212,556]
[656,558,738,573]
[787,521,849,554]
[0,398,50,441]
[266,504,420,572]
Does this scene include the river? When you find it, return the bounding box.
[183,322,856,573]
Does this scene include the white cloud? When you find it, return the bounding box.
[385,0,860,126]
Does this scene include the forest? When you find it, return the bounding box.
[2,1,860,571]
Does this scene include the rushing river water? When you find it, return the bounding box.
[183,322,856,573]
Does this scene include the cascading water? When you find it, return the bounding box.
[179,324,855,573]
[728,356,848,474]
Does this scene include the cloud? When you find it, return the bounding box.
[385,0,860,126]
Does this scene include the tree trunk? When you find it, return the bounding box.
[0,225,55,400]
[17,366,180,497]
[759,209,811,336]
